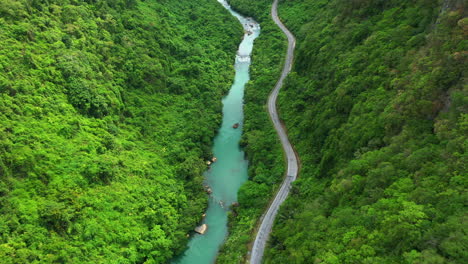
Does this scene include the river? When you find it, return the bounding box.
[172,1,260,263]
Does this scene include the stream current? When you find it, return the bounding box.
[173,1,260,263]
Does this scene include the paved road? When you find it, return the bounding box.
[249,0,298,263]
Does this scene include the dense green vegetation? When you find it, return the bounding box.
[222,0,466,263]
[263,0,466,263]
[1,0,465,262]
[217,1,287,263]
[0,0,243,262]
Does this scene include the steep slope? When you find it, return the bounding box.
[220,0,466,263]
[0,0,241,262]
[271,0,467,263]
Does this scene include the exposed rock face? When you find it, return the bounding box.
[194,224,207,234]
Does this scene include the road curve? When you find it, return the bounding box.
[249,0,298,263]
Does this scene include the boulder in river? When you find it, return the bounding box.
[211,157,217,163]
[194,224,207,234]
[206,187,212,194]
[206,161,211,166]
[233,123,239,129]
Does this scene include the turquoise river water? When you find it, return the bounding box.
[172,1,260,263]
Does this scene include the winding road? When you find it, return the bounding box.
[249,0,298,263]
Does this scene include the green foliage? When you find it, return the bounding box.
[217,0,287,262]
[214,0,467,263]
[262,0,467,263]
[0,0,242,262]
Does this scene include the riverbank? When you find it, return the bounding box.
[0,0,245,262]
[216,0,288,262]
[172,1,260,263]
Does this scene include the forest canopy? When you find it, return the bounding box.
[223,0,466,263]
[0,0,242,262]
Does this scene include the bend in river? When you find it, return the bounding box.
[172,1,260,263]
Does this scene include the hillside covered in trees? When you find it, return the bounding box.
[226,0,466,263]
[0,0,243,262]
